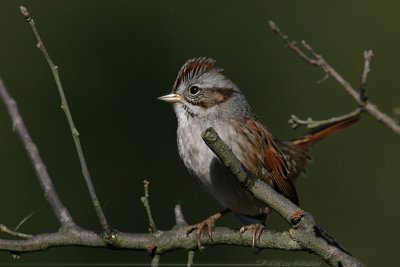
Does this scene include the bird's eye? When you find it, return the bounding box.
[189,85,201,95]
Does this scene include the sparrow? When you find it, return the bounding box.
[158,57,359,247]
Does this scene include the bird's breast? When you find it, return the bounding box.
[176,117,266,216]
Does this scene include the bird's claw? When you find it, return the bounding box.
[186,215,219,248]
[240,223,265,248]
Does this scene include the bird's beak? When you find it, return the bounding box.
[157,93,182,103]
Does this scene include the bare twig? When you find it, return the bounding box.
[151,255,160,267]
[360,50,374,102]
[141,180,158,233]
[289,109,362,129]
[202,127,365,267]
[19,6,109,231]
[175,205,196,265]
[174,204,188,226]
[268,21,320,66]
[0,224,33,239]
[187,250,195,267]
[14,211,36,232]
[0,79,76,229]
[269,20,400,135]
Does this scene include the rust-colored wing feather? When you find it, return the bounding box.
[245,119,299,205]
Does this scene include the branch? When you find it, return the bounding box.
[174,205,196,267]
[0,222,301,253]
[141,180,158,233]
[151,255,160,267]
[187,250,195,267]
[202,127,365,267]
[19,6,110,232]
[174,204,188,226]
[289,109,362,129]
[0,79,76,229]
[0,224,33,239]
[359,50,374,102]
[140,181,161,266]
[269,20,400,135]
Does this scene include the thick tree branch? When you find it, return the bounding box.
[202,127,364,267]
[269,20,400,135]
[19,6,110,232]
[0,79,76,229]
[0,224,301,253]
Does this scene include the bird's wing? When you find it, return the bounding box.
[243,118,299,205]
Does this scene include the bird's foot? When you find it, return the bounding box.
[186,213,222,248]
[240,223,265,248]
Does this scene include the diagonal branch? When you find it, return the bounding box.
[202,127,365,267]
[19,6,110,232]
[0,79,76,229]
[269,20,400,136]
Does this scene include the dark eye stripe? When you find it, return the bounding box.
[197,87,237,108]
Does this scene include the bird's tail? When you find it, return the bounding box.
[282,113,360,179]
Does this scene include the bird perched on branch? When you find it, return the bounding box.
[158,57,359,247]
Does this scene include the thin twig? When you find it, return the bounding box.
[14,211,36,232]
[174,204,188,226]
[187,250,195,267]
[269,20,400,135]
[0,78,76,229]
[151,255,160,267]
[141,180,158,233]
[176,205,195,266]
[289,109,362,129]
[268,21,320,66]
[19,6,109,231]
[360,50,374,102]
[0,224,33,239]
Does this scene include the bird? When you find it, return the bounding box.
[158,57,359,247]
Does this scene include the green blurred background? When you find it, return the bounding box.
[0,1,399,266]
